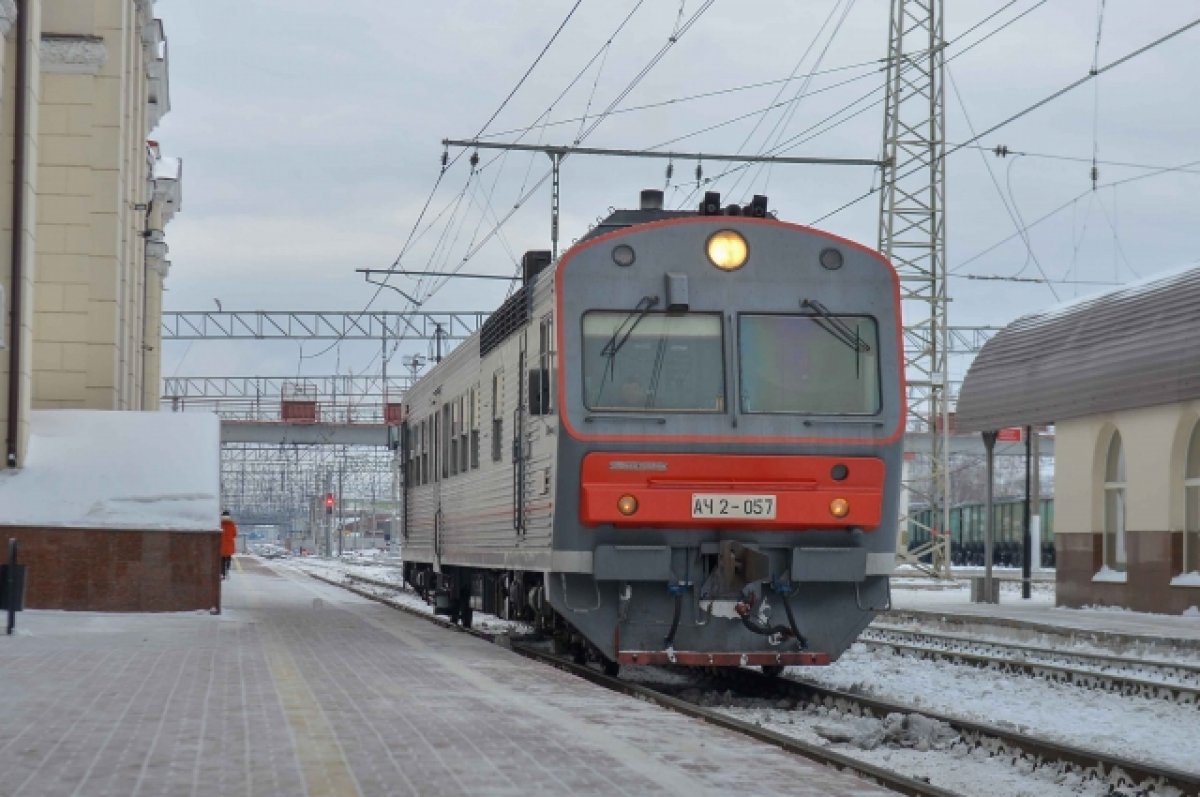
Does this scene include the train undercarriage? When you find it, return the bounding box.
[401,541,886,678]
[402,562,621,674]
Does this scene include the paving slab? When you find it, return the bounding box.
[0,557,896,796]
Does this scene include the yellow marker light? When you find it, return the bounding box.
[706,230,749,271]
[617,495,639,516]
[829,498,850,518]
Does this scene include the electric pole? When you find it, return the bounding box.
[879,0,953,578]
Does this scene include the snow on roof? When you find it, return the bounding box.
[0,410,220,531]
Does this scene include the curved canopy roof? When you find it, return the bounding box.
[955,265,1200,433]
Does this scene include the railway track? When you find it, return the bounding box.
[312,567,1200,796]
[697,667,1200,796]
[860,624,1200,705]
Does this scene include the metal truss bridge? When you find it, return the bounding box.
[161,311,1001,354]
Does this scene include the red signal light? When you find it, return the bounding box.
[325,493,334,513]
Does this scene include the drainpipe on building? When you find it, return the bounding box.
[140,202,153,410]
[5,0,28,469]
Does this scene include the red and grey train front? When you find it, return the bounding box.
[549,195,905,668]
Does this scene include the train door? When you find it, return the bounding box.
[512,335,528,535]
[432,398,444,573]
[399,418,410,543]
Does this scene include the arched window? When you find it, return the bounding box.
[1185,423,1200,575]
[1103,432,1127,572]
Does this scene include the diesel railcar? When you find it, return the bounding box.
[400,190,904,674]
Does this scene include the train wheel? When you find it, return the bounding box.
[571,645,588,666]
[602,660,620,678]
[761,665,784,678]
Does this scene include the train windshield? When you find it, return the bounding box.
[582,312,725,411]
[738,314,880,414]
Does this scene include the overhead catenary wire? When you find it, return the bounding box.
[733,0,860,202]
[424,0,1025,296]
[1090,0,1108,190]
[478,58,887,142]
[371,0,652,314]
[300,1,590,366]
[809,13,1200,226]
[420,1,719,295]
[673,0,1053,209]
[947,65,1059,300]
[953,155,1200,274]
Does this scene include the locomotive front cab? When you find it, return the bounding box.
[548,198,906,669]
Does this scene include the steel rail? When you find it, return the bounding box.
[717,669,1200,795]
[864,625,1200,698]
[884,608,1200,656]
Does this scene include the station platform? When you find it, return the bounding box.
[0,557,894,797]
[886,576,1200,653]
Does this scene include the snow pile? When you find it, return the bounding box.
[0,410,220,530]
[814,712,957,752]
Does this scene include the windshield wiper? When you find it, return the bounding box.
[601,295,660,359]
[800,298,871,354]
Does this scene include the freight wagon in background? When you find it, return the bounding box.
[399,189,906,675]
[906,498,1056,568]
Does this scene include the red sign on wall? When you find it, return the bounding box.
[997,427,1024,443]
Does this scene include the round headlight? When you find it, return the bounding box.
[829,498,850,518]
[617,495,639,516]
[612,244,636,267]
[706,230,748,271]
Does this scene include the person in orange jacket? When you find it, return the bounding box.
[220,510,238,580]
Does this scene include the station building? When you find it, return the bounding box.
[0,1,218,612]
[956,266,1200,614]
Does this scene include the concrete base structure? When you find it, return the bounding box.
[1056,531,1200,614]
[3,526,221,611]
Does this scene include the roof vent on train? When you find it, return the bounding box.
[698,191,769,217]
[521,250,552,284]
[639,189,664,210]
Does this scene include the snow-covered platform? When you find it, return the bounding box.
[887,577,1200,652]
[0,557,894,796]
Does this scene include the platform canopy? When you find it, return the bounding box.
[955,265,1200,433]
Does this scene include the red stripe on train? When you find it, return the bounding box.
[580,452,884,529]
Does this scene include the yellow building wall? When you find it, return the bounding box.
[4,0,174,467]
[1056,401,1200,536]
[34,0,162,411]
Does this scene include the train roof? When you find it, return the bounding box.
[576,190,775,244]
[578,208,697,243]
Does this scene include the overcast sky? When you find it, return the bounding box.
[153,0,1200,385]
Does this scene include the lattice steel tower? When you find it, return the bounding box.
[878,0,952,576]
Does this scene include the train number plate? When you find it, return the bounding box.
[691,494,776,519]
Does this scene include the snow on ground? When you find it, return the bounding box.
[712,699,1141,797]
[786,639,1198,775]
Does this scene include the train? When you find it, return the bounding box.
[399,189,905,675]
[906,498,1056,567]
